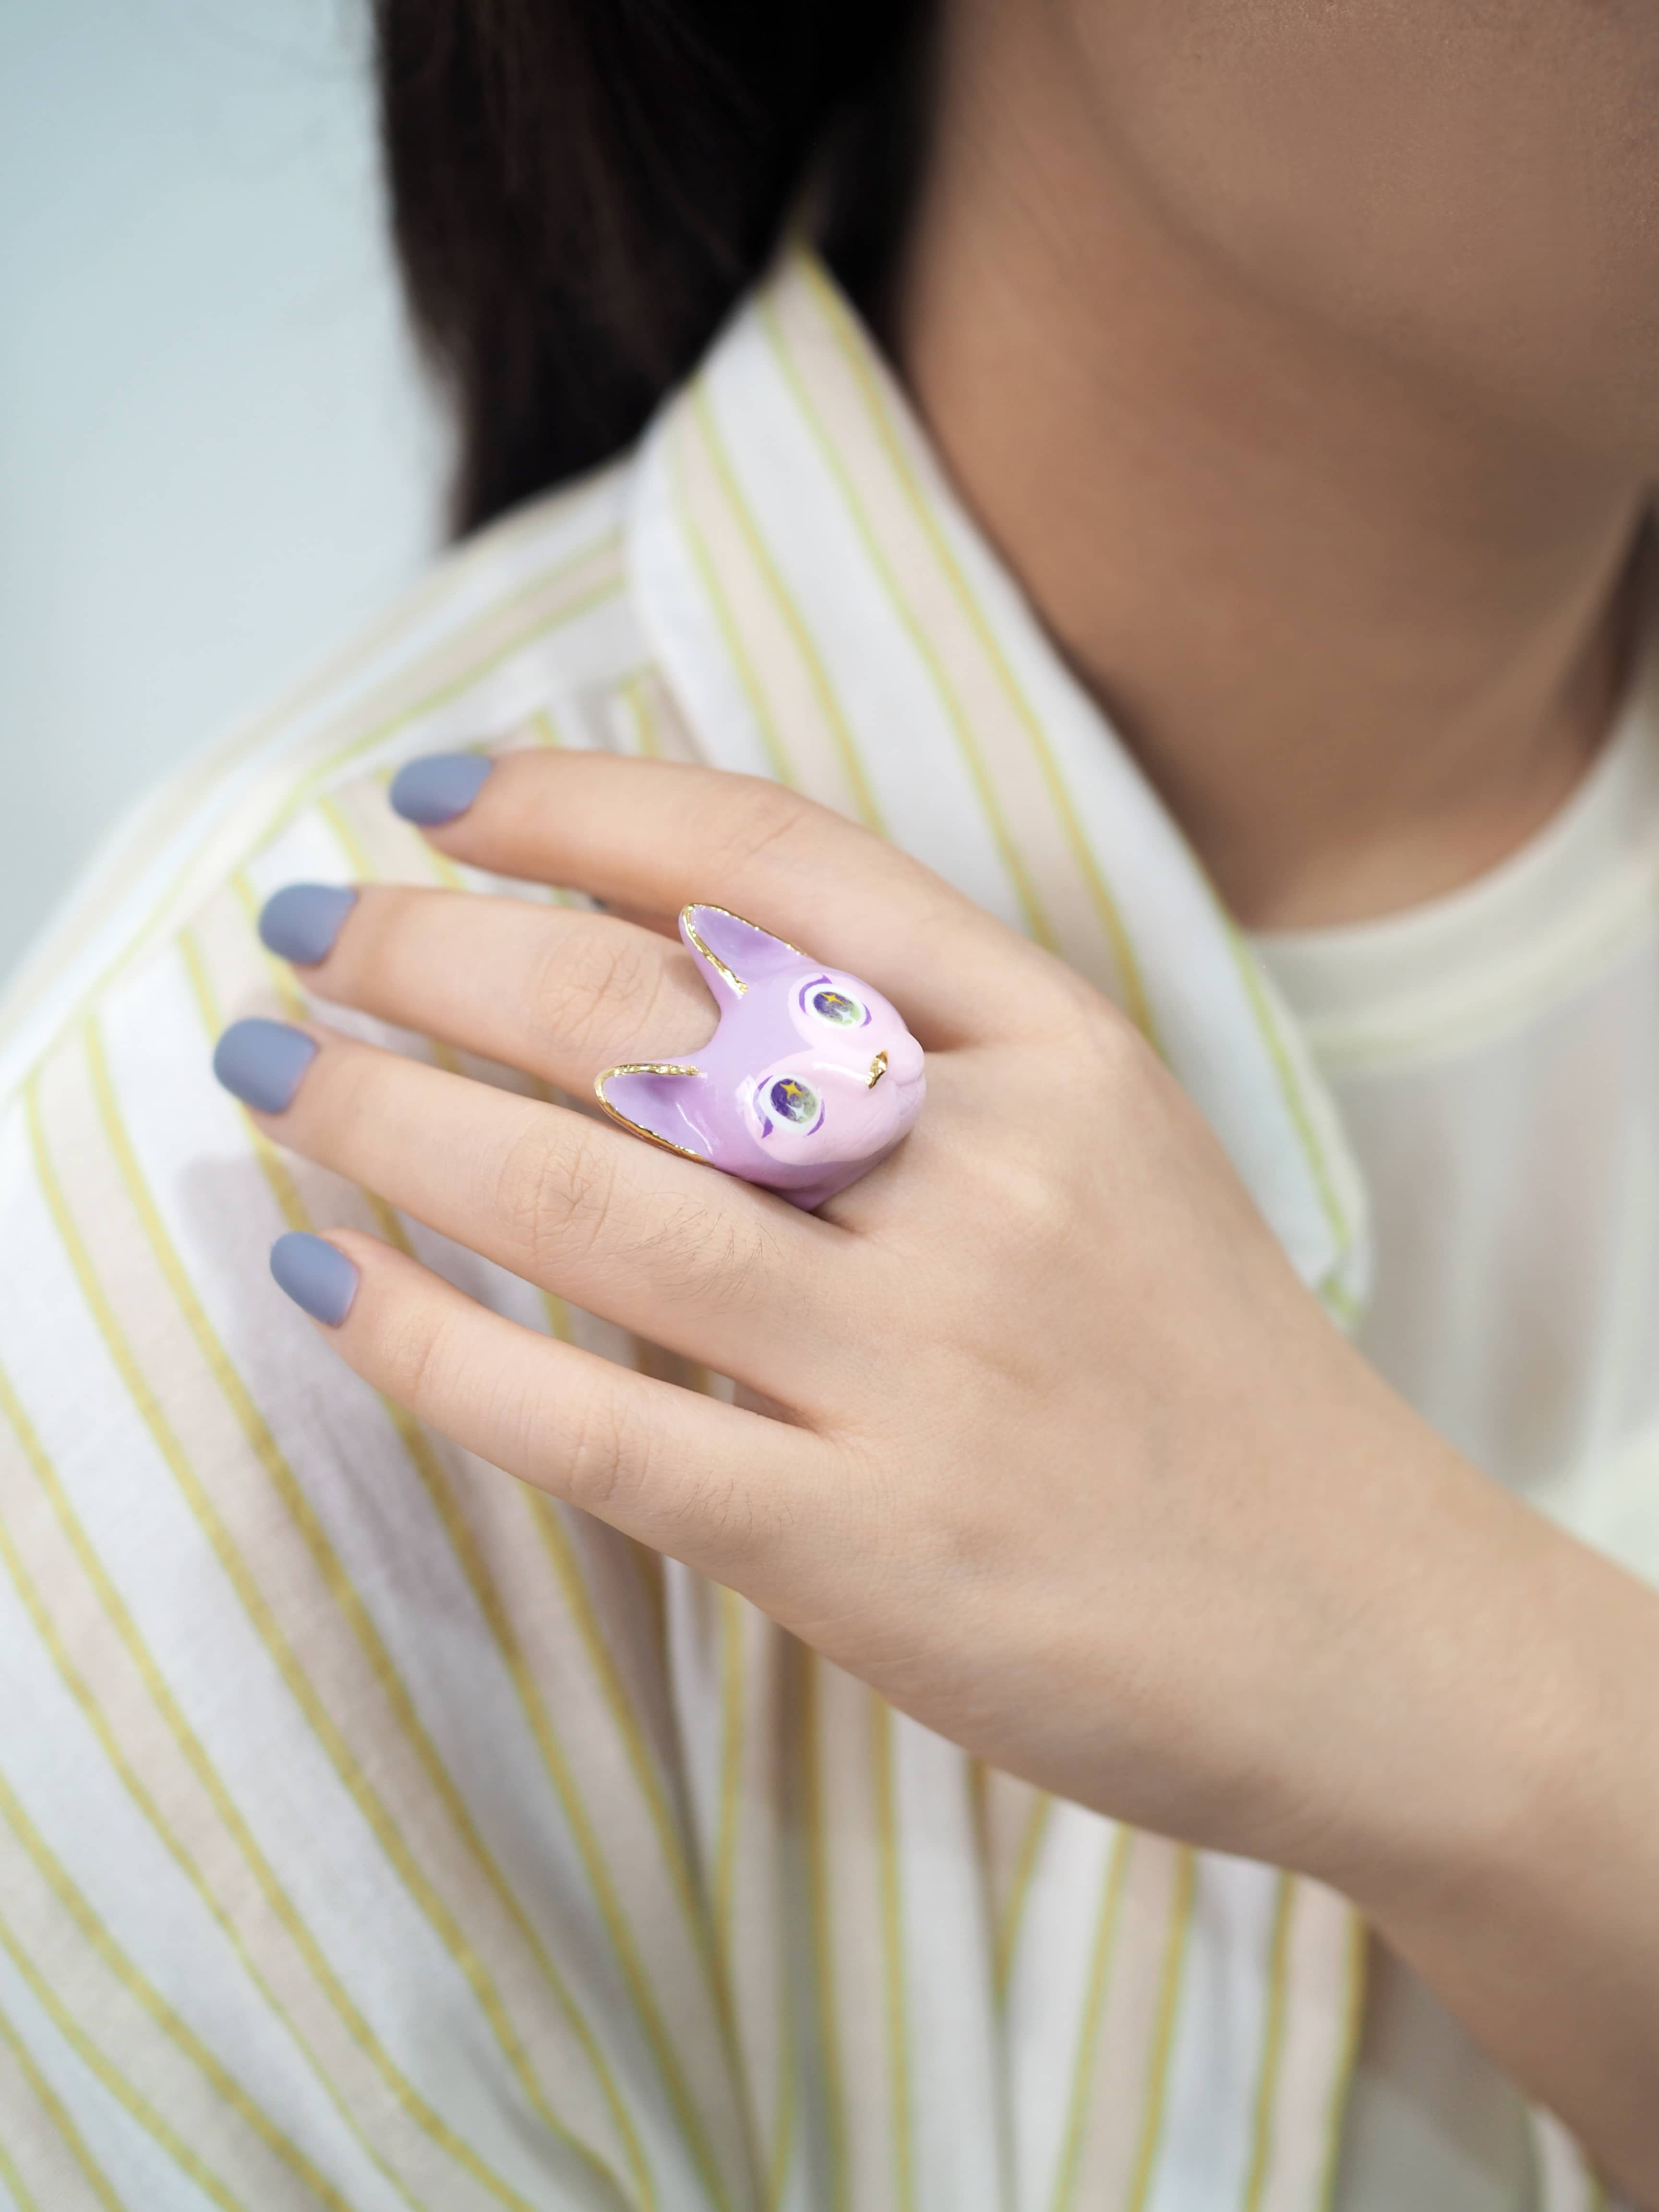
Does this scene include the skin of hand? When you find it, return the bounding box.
[240,751,1659,2203]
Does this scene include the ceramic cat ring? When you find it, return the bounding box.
[594,904,926,1209]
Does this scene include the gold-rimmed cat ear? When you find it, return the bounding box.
[679,904,803,1001]
[593,1064,712,1165]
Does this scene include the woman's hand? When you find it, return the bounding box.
[219,748,1659,2198]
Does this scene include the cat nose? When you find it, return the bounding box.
[882,1034,925,1083]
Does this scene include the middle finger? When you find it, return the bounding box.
[262,884,718,1096]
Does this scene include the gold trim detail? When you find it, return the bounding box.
[593,1064,711,1166]
[679,902,804,999]
[867,1051,888,1089]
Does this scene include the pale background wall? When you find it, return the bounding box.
[0,0,443,982]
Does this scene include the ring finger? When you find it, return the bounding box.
[213,1016,845,1406]
[260,883,718,1099]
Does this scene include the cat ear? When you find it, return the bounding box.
[594,1064,713,1164]
[679,904,801,1001]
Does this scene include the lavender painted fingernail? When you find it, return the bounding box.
[212,1019,317,1112]
[388,751,493,826]
[259,884,358,966]
[271,1233,358,1325]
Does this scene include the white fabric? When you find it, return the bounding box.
[1258,616,1659,2212]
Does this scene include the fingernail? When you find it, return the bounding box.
[271,1232,358,1325]
[258,883,358,966]
[388,751,493,826]
[212,1018,318,1112]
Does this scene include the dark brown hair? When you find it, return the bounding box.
[374,0,934,534]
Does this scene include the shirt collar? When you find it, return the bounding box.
[626,245,1368,1315]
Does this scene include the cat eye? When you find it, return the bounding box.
[809,987,864,1026]
[770,1076,820,1126]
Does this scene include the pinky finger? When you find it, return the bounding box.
[275,1230,830,1581]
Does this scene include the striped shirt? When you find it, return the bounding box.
[0,247,1615,2212]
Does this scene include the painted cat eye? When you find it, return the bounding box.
[770,1076,820,1125]
[810,988,864,1025]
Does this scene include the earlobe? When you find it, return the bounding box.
[594,1063,712,1164]
[679,904,801,1000]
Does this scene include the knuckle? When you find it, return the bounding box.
[382,1294,457,1420]
[531,925,665,1060]
[494,1117,619,1272]
[1031,961,1146,1058]
[562,1381,764,1566]
[1044,995,1156,1113]
[338,887,436,1005]
[1089,1015,1166,1127]
[291,1036,374,1140]
[354,883,416,963]
[675,1468,763,1568]
[975,1138,1074,1249]
[641,1192,780,1316]
[559,1382,643,1517]
[488,1105,782,1308]
[955,1021,1152,1250]
[708,777,817,874]
[555,1383,752,1559]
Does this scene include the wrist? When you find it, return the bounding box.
[1280,1421,1609,1917]
[1307,1467,1643,1935]
[1303,1469,1659,2200]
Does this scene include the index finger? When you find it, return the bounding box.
[391,749,1040,1043]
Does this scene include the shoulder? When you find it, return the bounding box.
[0,449,701,1496]
[0,453,695,1098]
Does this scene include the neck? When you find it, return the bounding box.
[890,2,1647,929]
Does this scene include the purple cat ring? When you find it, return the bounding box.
[594,905,926,1210]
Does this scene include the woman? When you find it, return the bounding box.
[0,1,1655,2207]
